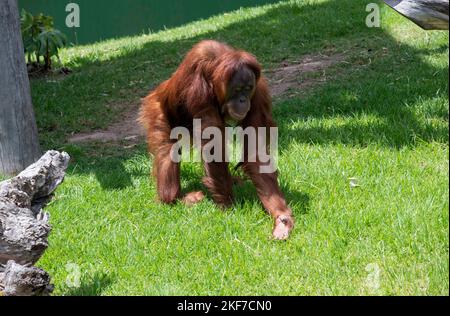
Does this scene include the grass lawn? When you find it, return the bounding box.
[27,0,448,295]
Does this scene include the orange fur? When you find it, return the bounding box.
[139,40,294,239]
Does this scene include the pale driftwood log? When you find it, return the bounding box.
[0,260,53,296]
[384,0,449,30]
[0,150,70,296]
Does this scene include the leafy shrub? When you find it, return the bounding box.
[20,9,67,70]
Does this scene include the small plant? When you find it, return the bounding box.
[20,9,67,71]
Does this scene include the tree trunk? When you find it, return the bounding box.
[0,0,41,176]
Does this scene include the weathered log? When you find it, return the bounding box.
[0,260,53,296]
[0,150,70,296]
[384,0,449,30]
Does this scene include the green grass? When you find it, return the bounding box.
[26,0,449,295]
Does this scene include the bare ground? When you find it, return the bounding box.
[68,103,143,143]
[68,52,346,144]
[266,52,346,97]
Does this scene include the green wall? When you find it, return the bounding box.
[19,0,277,45]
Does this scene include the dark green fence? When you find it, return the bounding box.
[19,0,277,45]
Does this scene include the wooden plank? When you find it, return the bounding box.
[384,0,449,30]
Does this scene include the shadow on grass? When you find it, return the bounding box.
[64,142,138,190]
[36,0,448,197]
[65,272,115,296]
[88,159,134,190]
[35,0,448,151]
[230,176,311,217]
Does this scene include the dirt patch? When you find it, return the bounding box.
[68,103,144,144]
[266,52,346,98]
[68,52,346,144]
[27,63,72,79]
